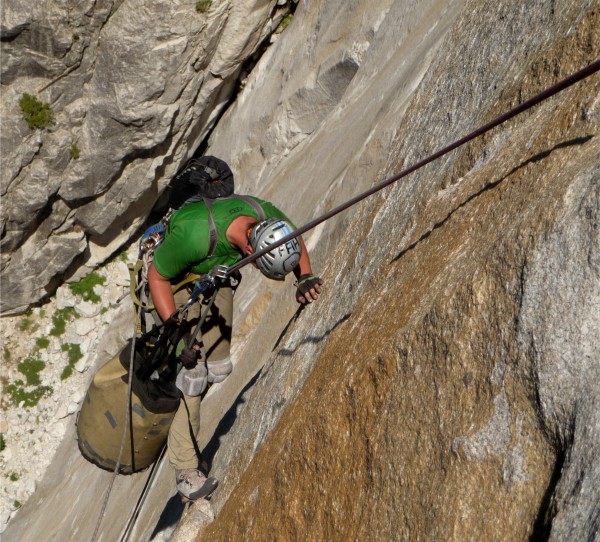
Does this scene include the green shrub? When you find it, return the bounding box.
[50,307,77,337]
[278,14,293,31]
[17,357,45,386]
[34,337,50,351]
[69,272,106,303]
[60,343,83,380]
[3,347,11,363]
[19,93,54,129]
[70,143,80,160]
[62,343,83,365]
[9,473,19,482]
[18,318,32,331]
[195,0,211,13]
[5,381,53,408]
[14,500,21,509]
[0,433,5,452]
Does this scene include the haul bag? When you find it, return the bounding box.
[76,341,180,474]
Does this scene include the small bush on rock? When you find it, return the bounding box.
[18,317,32,332]
[70,143,80,160]
[34,337,50,351]
[196,0,211,13]
[69,271,106,303]
[60,343,83,380]
[5,380,53,408]
[50,307,78,337]
[19,93,54,129]
[278,14,293,32]
[18,357,45,386]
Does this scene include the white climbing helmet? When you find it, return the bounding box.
[249,218,301,280]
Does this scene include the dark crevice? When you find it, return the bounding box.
[391,135,593,264]
[145,2,298,221]
[145,2,299,221]
[201,369,263,471]
[193,2,298,159]
[272,304,306,351]
[275,312,352,358]
[0,29,25,42]
[529,437,571,540]
[2,193,63,251]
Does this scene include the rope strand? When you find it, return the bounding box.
[226,59,599,276]
[91,307,140,542]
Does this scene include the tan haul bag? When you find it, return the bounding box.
[76,341,180,474]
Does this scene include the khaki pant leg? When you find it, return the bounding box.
[201,285,233,363]
[168,394,202,470]
[167,286,233,471]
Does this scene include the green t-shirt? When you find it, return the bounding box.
[153,196,293,279]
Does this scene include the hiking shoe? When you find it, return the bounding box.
[175,468,218,501]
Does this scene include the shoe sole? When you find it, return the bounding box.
[179,476,218,502]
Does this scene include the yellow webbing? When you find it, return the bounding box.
[128,262,203,311]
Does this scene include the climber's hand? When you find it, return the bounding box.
[295,274,323,304]
[178,333,202,369]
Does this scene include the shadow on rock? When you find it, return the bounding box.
[201,369,263,471]
[150,493,187,540]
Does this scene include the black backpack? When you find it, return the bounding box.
[168,155,235,209]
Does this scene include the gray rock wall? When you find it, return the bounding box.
[1,0,598,540]
[518,168,600,540]
[1,0,291,313]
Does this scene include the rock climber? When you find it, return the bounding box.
[148,188,323,501]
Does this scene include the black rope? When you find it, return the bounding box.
[119,445,168,542]
[225,59,599,277]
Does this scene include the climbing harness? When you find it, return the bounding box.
[127,195,264,328]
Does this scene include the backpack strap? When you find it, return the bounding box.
[233,194,267,221]
[202,197,220,258]
[203,195,267,257]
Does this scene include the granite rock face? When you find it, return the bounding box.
[1,0,291,313]
[1,0,598,540]
[182,0,599,540]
